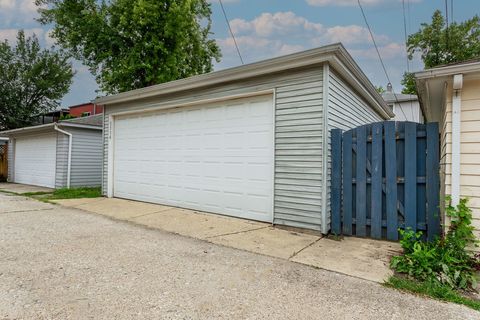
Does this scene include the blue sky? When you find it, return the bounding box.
[1,0,479,107]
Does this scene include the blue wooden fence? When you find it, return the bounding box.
[331,121,440,241]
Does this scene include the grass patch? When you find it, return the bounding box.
[22,187,101,202]
[385,276,480,311]
[47,187,102,200]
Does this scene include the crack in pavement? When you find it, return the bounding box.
[205,226,269,239]
[288,237,323,260]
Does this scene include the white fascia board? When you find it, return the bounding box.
[59,123,102,130]
[0,123,56,136]
[415,61,480,80]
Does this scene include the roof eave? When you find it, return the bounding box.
[94,44,392,119]
[0,122,101,136]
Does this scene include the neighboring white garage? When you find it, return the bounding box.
[14,133,57,188]
[1,115,103,189]
[96,44,394,232]
[113,95,273,221]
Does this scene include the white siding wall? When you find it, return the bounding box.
[442,78,480,242]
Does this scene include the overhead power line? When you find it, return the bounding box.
[218,0,244,65]
[402,0,415,120]
[356,0,408,120]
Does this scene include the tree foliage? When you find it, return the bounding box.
[0,30,74,130]
[36,0,221,94]
[401,10,480,94]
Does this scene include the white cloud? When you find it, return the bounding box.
[306,0,421,6]
[350,42,405,60]
[0,0,15,10]
[230,12,323,37]
[307,0,382,6]
[0,28,44,43]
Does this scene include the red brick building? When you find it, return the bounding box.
[69,103,103,117]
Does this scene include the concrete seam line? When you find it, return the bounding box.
[130,208,175,219]
[205,226,269,239]
[287,237,323,260]
[0,208,54,214]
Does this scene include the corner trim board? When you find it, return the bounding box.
[321,62,330,234]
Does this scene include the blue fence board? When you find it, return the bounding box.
[331,129,342,235]
[404,122,417,232]
[330,121,440,241]
[370,123,383,239]
[384,121,398,240]
[342,131,353,235]
[355,126,367,237]
[426,123,440,240]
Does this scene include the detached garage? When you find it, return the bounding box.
[96,44,394,233]
[1,115,103,188]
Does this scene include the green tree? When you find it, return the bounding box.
[402,10,480,94]
[0,30,74,130]
[36,0,221,94]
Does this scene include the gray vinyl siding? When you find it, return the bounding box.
[273,76,324,231]
[55,132,69,188]
[69,127,103,187]
[324,69,385,231]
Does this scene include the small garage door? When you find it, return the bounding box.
[14,133,57,188]
[113,95,274,222]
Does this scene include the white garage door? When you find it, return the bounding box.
[113,95,274,222]
[14,133,57,188]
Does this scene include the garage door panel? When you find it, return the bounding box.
[14,133,56,188]
[113,95,274,222]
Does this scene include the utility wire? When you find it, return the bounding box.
[218,0,244,65]
[402,0,415,120]
[357,0,408,120]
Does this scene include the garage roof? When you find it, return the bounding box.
[94,43,393,119]
[0,115,102,136]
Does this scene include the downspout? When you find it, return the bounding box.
[451,74,463,206]
[54,124,72,188]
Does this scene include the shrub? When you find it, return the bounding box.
[390,198,479,290]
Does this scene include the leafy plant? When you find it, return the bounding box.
[391,198,479,290]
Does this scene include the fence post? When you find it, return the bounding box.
[331,129,342,235]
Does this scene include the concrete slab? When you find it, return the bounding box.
[291,237,402,283]
[132,208,266,240]
[208,226,321,260]
[0,182,54,194]
[55,196,402,283]
[52,198,106,207]
[0,197,54,213]
[73,198,171,220]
